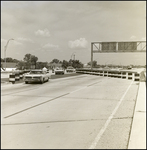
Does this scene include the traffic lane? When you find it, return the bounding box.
[93,81,139,149]
[1,77,139,149]
[51,72,81,79]
[1,75,129,119]
[1,120,106,149]
[1,75,103,118]
[1,72,81,85]
[1,73,85,95]
[1,74,102,97]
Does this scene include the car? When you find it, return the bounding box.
[127,65,132,69]
[55,67,64,75]
[66,66,76,73]
[24,69,50,84]
[47,69,49,73]
[103,66,110,70]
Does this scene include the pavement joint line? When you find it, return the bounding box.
[62,97,122,101]
[88,80,134,149]
[2,118,107,126]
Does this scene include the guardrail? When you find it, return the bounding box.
[76,68,146,82]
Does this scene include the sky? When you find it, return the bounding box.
[1,1,146,65]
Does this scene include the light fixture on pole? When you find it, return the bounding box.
[4,38,14,70]
[71,52,76,60]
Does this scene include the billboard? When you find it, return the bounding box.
[118,42,137,51]
[92,41,145,53]
[101,42,116,51]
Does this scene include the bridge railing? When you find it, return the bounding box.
[76,68,146,82]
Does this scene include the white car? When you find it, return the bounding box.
[24,69,50,84]
[55,68,64,75]
[66,66,76,72]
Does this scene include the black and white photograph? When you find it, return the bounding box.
[1,1,146,149]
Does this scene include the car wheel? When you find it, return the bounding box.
[25,81,28,84]
[41,78,44,84]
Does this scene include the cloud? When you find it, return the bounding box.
[17,37,34,43]
[35,28,51,37]
[42,43,59,49]
[13,40,23,45]
[68,38,88,48]
[130,35,137,40]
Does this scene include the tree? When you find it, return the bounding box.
[13,59,19,63]
[36,62,49,69]
[17,61,26,70]
[50,59,62,64]
[1,57,19,63]
[31,55,38,69]
[69,59,83,68]
[6,57,14,62]
[88,60,97,68]
[23,53,38,69]
[62,60,69,69]
[1,58,4,62]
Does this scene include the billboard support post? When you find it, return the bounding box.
[91,42,93,71]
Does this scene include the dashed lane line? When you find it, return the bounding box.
[4,93,69,119]
[3,80,102,119]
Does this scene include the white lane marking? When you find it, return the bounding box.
[70,81,102,94]
[70,86,88,94]
[89,80,134,149]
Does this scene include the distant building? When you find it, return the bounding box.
[1,62,18,71]
[48,62,62,69]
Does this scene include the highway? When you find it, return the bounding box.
[1,73,139,149]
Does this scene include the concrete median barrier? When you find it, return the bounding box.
[9,74,15,84]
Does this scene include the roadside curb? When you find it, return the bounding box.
[128,82,146,149]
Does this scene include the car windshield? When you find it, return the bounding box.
[30,71,43,74]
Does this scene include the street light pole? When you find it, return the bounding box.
[73,54,75,60]
[71,52,76,60]
[4,38,14,70]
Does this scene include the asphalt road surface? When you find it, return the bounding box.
[1,74,139,149]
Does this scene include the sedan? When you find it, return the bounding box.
[24,69,50,84]
[66,66,76,73]
[55,68,65,75]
